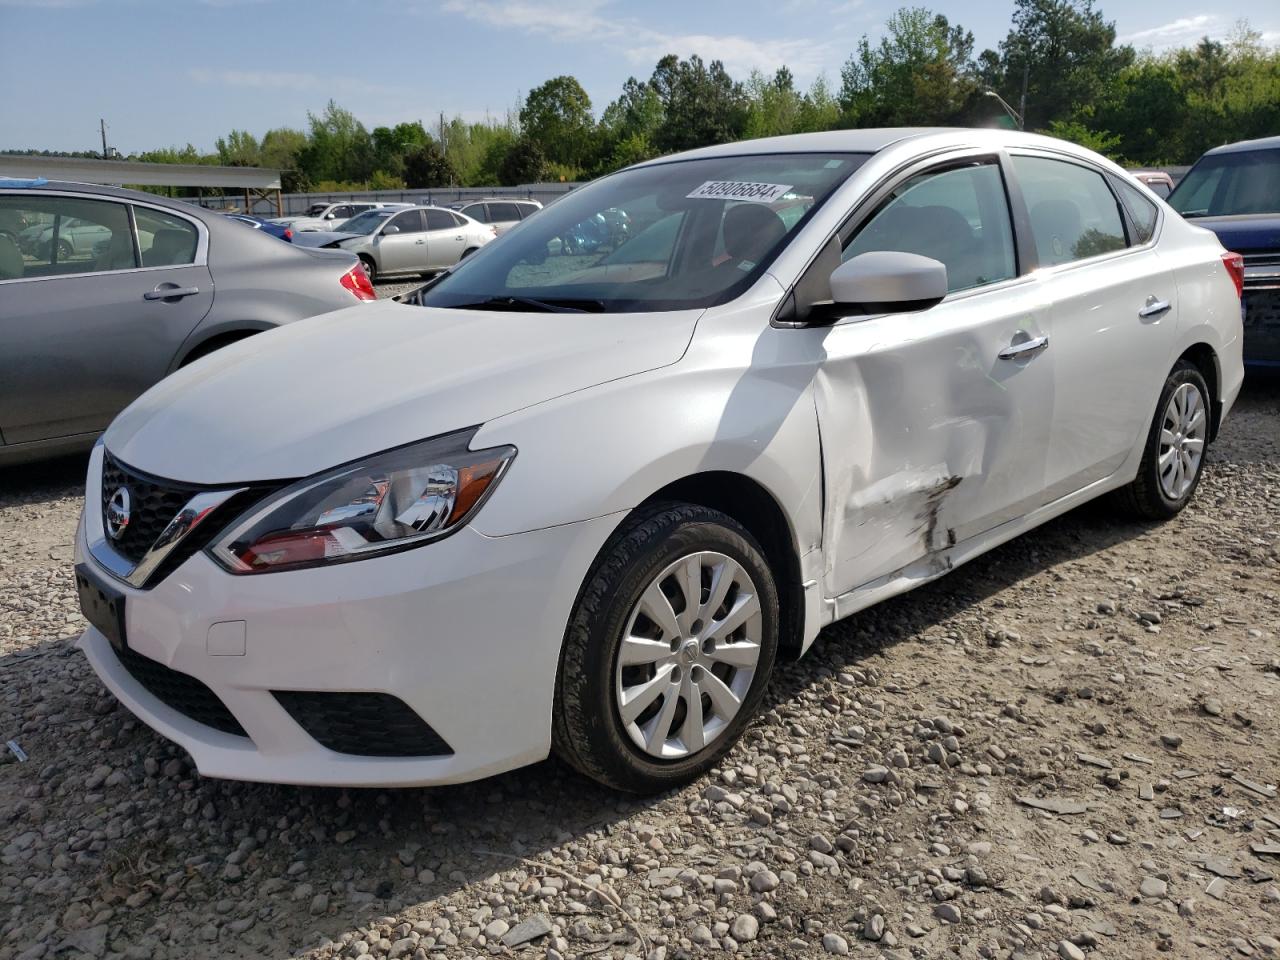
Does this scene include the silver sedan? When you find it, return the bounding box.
[292,206,495,282]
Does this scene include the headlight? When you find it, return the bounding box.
[208,430,515,574]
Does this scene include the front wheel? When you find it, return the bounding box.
[1113,361,1211,520]
[553,503,779,793]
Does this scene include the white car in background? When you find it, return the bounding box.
[75,128,1243,794]
[291,205,495,281]
[450,198,542,236]
[271,201,411,234]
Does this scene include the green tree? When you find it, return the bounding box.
[651,54,747,153]
[744,67,803,139]
[297,100,374,185]
[984,0,1134,131]
[595,76,664,172]
[402,141,457,188]
[499,137,548,185]
[520,76,594,170]
[840,7,978,126]
[214,129,260,167]
[371,121,431,178]
[795,74,843,132]
[260,127,309,191]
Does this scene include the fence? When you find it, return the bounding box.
[187,183,580,216]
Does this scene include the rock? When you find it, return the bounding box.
[731,914,759,943]
[482,919,509,940]
[750,870,780,893]
[309,893,329,915]
[934,903,962,924]
[61,925,108,959]
[1202,698,1224,716]
[1205,877,1227,900]
[1140,877,1168,899]
[501,914,551,947]
[1059,941,1086,960]
[863,765,890,783]
[863,914,885,941]
[822,933,850,955]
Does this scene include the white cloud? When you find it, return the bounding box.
[187,68,400,99]
[1118,15,1220,49]
[438,0,835,81]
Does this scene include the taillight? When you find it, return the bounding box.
[340,264,376,301]
[1221,251,1244,300]
[283,228,293,241]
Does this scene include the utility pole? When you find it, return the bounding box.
[1018,60,1029,132]
[100,118,109,159]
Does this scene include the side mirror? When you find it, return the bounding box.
[829,251,947,314]
[382,225,400,235]
[324,212,336,220]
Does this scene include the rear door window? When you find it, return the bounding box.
[488,202,521,222]
[134,207,199,267]
[0,194,136,279]
[1012,155,1127,265]
[461,204,490,223]
[387,210,425,233]
[425,209,456,231]
[1115,178,1160,244]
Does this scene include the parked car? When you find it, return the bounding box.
[1129,170,1175,198]
[291,205,495,282]
[225,213,294,242]
[0,181,375,465]
[272,201,411,234]
[1167,135,1280,366]
[74,129,1243,793]
[450,198,542,236]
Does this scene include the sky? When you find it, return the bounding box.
[1,0,1277,154]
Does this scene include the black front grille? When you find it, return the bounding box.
[101,454,206,564]
[114,643,248,738]
[1244,289,1280,363]
[272,691,453,757]
[100,453,278,587]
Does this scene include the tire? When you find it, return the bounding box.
[553,502,779,793]
[1112,360,1211,520]
[56,239,73,261]
[460,247,478,260]
[358,255,377,284]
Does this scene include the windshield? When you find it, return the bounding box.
[340,210,394,235]
[1169,148,1280,217]
[421,152,867,313]
[306,204,329,217]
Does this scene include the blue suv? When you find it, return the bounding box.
[1168,136,1280,367]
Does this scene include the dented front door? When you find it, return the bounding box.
[815,279,1055,599]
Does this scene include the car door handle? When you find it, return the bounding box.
[998,334,1050,360]
[143,285,200,301]
[415,239,426,244]
[454,235,463,240]
[1139,297,1172,319]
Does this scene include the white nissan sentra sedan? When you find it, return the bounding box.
[74,128,1244,793]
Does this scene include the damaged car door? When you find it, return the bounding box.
[814,155,1055,605]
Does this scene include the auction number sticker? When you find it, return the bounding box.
[687,181,793,204]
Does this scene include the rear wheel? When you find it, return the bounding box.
[1113,361,1211,520]
[56,239,73,261]
[553,503,779,793]
[460,246,479,260]
[358,255,377,284]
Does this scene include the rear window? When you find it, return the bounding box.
[0,193,136,279]
[1169,148,1280,218]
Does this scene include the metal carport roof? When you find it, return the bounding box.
[0,155,281,189]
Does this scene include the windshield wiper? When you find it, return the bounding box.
[452,296,606,313]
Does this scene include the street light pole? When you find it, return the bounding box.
[983,89,1024,130]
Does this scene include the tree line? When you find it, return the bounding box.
[8,0,1279,191]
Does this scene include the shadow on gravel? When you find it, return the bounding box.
[0,373,1276,957]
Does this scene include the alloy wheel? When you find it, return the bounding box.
[614,551,763,760]
[1158,381,1207,501]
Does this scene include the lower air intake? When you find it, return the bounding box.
[272,691,453,758]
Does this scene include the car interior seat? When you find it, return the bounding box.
[144,229,195,267]
[95,231,136,272]
[719,203,788,268]
[0,234,23,280]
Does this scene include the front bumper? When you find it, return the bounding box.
[76,500,620,787]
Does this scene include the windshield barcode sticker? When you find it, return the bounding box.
[687,181,793,204]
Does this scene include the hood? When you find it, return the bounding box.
[104,301,702,484]
[290,231,361,248]
[1188,213,1280,254]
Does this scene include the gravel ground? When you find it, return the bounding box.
[1,372,1277,960]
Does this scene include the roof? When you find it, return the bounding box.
[1,179,225,216]
[0,154,281,189]
[636,128,959,166]
[1204,135,1280,156]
